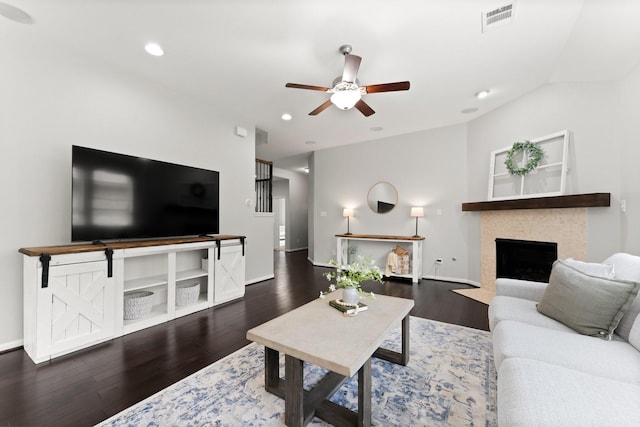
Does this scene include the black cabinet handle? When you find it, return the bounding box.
[39,253,51,288]
[105,248,114,278]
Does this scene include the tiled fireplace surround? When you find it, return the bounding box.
[455,193,609,304]
[480,208,587,293]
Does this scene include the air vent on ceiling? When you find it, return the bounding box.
[482,2,514,33]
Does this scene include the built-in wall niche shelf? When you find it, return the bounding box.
[461,192,611,212]
[335,234,425,283]
[19,235,245,364]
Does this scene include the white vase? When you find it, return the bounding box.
[342,287,360,305]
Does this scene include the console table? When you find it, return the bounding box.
[335,234,424,283]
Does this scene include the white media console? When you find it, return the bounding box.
[20,236,245,364]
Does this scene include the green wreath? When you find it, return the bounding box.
[505,141,544,176]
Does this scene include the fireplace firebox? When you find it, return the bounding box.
[496,238,558,283]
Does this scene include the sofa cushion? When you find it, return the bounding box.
[630,317,640,352]
[564,257,614,278]
[616,293,640,341]
[498,358,640,427]
[488,295,576,333]
[493,320,640,384]
[603,253,640,341]
[495,278,547,301]
[603,253,640,281]
[537,260,640,340]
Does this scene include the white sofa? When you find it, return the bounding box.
[488,253,640,426]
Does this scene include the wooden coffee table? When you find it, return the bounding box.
[246,292,414,427]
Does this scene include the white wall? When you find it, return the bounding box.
[466,80,629,265]
[307,153,316,261]
[245,213,275,284]
[273,168,309,252]
[0,29,272,348]
[311,71,640,284]
[616,63,640,255]
[311,124,470,283]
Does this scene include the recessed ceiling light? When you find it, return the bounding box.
[281,113,292,121]
[144,43,164,57]
[461,107,479,114]
[370,126,384,132]
[475,90,490,99]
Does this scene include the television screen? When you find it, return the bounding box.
[72,146,219,242]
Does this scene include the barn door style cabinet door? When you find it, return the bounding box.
[23,251,117,364]
[214,243,246,305]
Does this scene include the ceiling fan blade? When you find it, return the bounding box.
[286,83,330,92]
[342,54,362,83]
[354,99,375,117]
[364,81,411,93]
[309,100,334,116]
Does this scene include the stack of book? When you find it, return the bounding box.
[329,299,368,315]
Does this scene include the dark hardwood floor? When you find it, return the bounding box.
[0,250,488,426]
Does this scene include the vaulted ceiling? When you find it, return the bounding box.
[5,0,640,172]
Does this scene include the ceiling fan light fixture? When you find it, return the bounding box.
[330,91,360,110]
[285,45,409,117]
[330,83,361,110]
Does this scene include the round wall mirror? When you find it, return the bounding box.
[367,182,398,214]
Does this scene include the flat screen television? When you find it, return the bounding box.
[72,145,219,242]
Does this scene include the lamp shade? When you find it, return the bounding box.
[343,208,354,217]
[410,207,424,217]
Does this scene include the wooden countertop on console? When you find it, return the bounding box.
[335,234,425,241]
[19,235,245,257]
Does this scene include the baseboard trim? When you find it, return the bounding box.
[0,339,23,354]
[309,259,333,269]
[423,275,480,287]
[285,246,308,253]
[307,258,479,287]
[245,274,275,285]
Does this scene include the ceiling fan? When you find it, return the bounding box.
[285,44,410,117]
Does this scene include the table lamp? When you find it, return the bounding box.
[410,207,424,237]
[343,208,354,235]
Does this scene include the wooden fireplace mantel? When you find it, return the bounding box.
[461,192,610,212]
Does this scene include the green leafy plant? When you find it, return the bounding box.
[347,245,358,263]
[321,255,383,299]
[505,141,544,176]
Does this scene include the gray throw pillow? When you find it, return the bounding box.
[537,260,640,340]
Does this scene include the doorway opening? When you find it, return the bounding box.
[274,197,286,250]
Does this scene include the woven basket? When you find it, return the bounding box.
[124,291,153,320]
[176,282,200,307]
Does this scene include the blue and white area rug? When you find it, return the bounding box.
[96,317,496,426]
